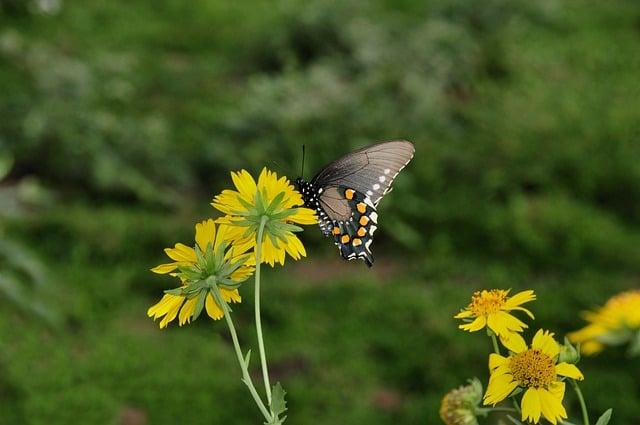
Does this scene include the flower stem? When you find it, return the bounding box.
[255,216,272,407]
[477,406,517,415]
[570,379,590,425]
[490,333,501,355]
[212,285,272,422]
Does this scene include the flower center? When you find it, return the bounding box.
[509,348,556,388]
[469,289,508,316]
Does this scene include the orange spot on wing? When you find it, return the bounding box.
[357,202,367,214]
[332,226,341,235]
[341,235,350,244]
[345,188,355,200]
[357,227,366,237]
[352,238,362,247]
[359,216,369,226]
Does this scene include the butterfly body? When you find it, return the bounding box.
[296,140,414,267]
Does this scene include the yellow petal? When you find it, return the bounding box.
[538,387,567,424]
[221,288,242,304]
[151,263,178,274]
[459,315,486,332]
[500,332,527,353]
[231,169,257,199]
[288,207,318,225]
[165,243,196,263]
[489,353,509,371]
[195,219,216,252]
[487,311,528,336]
[454,310,473,319]
[178,297,198,325]
[548,381,565,400]
[555,362,584,380]
[504,290,536,308]
[205,293,224,320]
[532,329,559,358]
[521,387,542,424]
[484,375,518,405]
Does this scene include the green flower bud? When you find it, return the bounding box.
[439,379,483,425]
[558,336,581,364]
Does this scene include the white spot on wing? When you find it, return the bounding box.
[384,168,390,175]
[378,176,386,183]
[366,190,373,196]
[373,183,380,190]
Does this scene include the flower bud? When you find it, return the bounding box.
[558,336,581,364]
[439,379,482,425]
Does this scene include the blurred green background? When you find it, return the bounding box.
[1,0,639,424]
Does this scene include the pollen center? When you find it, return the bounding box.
[469,289,508,316]
[509,348,555,388]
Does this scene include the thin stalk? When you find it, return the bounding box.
[255,216,272,406]
[570,379,590,425]
[477,406,518,415]
[212,285,272,421]
[490,333,501,355]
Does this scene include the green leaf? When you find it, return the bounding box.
[595,408,613,425]
[192,290,207,321]
[265,191,286,215]
[270,382,288,419]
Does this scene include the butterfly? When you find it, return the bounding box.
[295,140,415,267]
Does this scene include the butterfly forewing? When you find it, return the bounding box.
[311,140,415,206]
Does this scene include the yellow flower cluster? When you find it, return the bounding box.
[569,289,640,355]
[449,289,584,425]
[148,168,316,328]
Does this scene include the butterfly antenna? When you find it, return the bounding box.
[300,144,306,178]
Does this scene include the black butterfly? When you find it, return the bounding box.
[295,140,415,267]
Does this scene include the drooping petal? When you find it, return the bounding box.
[487,311,528,336]
[538,387,567,424]
[454,310,473,319]
[484,374,518,405]
[459,316,486,332]
[500,332,528,353]
[178,297,198,325]
[288,207,318,224]
[221,288,242,304]
[488,353,509,371]
[521,387,542,424]
[555,362,584,380]
[205,293,224,320]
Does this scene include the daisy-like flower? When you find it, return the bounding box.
[212,167,317,266]
[485,330,584,424]
[455,289,536,337]
[439,379,483,425]
[568,289,640,355]
[148,219,254,328]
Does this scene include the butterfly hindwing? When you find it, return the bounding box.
[327,187,377,267]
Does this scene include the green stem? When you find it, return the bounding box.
[477,406,518,415]
[255,216,272,407]
[212,285,272,422]
[490,333,501,355]
[570,379,590,425]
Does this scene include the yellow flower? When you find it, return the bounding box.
[212,167,317,266]
[568,289,640,355]
[440,379,482,425]
[455,289,536,337]
[148,219,254,328]
[485,330,584,424]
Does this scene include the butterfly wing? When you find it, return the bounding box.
[311,140,415,207]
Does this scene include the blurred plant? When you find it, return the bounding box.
[150,168,316,424]
[440,378,483,425]
[444,289,613,425]
[0,151,57,324]
[568,289,640,356]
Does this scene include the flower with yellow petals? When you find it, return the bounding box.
[455,289,536,337]
[568,289,640,356]
[212,168,317,266]
[148,219,254,328]
[484,330,584,425]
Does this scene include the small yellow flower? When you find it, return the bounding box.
[455,289,536,337]
[440,379,482,425]
[212,167,317,266]
[485,330,584,424]
[568,289,640,355]
[148,219,254,328]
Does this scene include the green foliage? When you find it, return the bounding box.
[1,0,639,424]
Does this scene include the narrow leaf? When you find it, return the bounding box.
[595,409,613,425]
[270,382,288,418]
